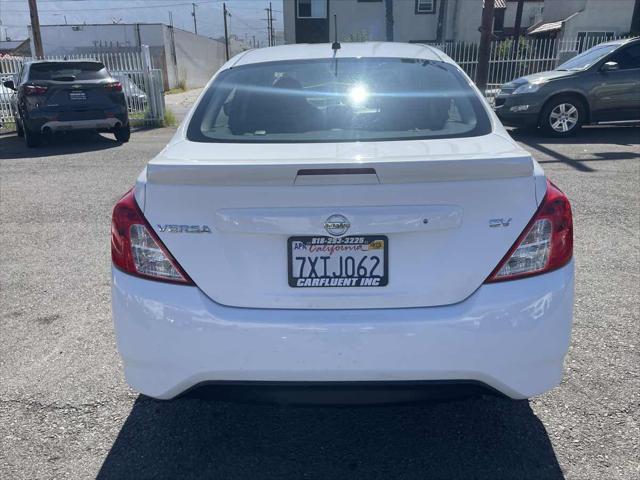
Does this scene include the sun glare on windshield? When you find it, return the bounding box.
[348,84,370,106]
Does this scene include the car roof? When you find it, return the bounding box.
[598,36,639,47]
[26,59,104,65]
[231,42,451,68]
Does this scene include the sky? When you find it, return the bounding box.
[0,0,282,46]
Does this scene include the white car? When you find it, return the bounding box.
[111,42,574,401]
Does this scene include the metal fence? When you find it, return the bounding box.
[428,35,635,102]
[0,46,164,134]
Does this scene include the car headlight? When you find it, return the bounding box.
[513,81,545,95]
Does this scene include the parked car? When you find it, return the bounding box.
[111,42,574,402]
[495,37,640,136]
[3,60,130,147]
[115,74,148,112]
[0,79,13,129]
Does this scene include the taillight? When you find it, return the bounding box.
[485,179,573,283]
[24,85,48,95]
[111,189,194,285]
[105,82,123,92]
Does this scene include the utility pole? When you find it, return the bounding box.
[476,0,495,93]
[269,2,275,46]
[265,7,272,46]
[223,3,230,60]
[252,35,256,48]
[436,0,447,43]
[512,0,525,47]
[191,3,198,35]
[384,0,394,42]
[27,0,44,58]
[631,0,640,35]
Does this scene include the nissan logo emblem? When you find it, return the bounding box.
[324,214,350,236]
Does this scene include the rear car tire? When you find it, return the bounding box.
[16,119,25,138]
[540,96,586,137]
[114,124,131,143]
[24,124,42,148]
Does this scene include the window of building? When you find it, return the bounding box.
[493,9,505,32]
[358,0,383,2]
[415,0,436,14]
[297,0,327,19]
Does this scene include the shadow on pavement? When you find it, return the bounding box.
[98,395,563,480]
[509,126,639,172]
[508,124,640,146]
[0,131,123,160]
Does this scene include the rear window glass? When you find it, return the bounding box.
[29,62,109,81]
[187,57,491,143]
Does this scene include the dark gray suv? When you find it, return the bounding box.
[3,60,130,147]
[495,37,640,136]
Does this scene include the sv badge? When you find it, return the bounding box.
[489,218,512,228]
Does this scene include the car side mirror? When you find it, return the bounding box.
[601,61,619,72]
[2,80,15,90]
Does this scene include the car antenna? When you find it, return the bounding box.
[332,15,340,77]
[332,15,340,52]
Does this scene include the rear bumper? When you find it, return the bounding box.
[40,118,122,132]
[24,108,128,132]
[112,261,574,400]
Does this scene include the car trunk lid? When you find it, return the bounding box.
[140,133,539,309]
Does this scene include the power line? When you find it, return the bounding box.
[1,0,275,39]
[2,0,276,8]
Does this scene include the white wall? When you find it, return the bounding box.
[283,0,296,44]
[163,26,226,89]
[37,24,165,55]
[392,0,440,42]
[330,0,387,41]
[543,0,588,22]
[446,0,482,42]
[560,0,635,38]
[504,1,544,29]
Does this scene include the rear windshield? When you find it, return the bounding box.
[29,62,109,81]
[187,57,491,143]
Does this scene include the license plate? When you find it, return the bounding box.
[69,91,86,101]
[288,235,388,288]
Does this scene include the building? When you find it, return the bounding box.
[29,23,228,90]
[283,0,544,44]
[0,39,30,56]
[528,0,638,42]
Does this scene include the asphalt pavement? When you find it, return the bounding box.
[0,124,638,479]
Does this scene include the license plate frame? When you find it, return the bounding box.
[69,91,86,101]
[287,235,388,288]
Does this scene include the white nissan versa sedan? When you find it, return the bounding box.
[111,43,574,402]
